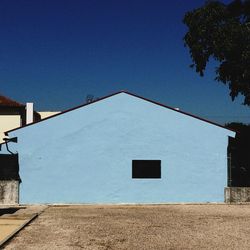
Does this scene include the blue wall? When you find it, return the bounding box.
[5,93,235,203]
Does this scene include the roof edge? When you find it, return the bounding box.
[122,91,236,133]
[0,94,25,107]
[5,90,236,135]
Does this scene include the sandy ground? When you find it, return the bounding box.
[3,204,250,250]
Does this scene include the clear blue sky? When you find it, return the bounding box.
[0,0,249,124]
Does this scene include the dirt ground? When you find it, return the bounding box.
[3,204,250,250]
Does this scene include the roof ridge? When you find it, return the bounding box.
[4,90,236,134]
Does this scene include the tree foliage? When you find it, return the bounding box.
[183,0,250,105]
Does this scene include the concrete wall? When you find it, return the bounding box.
[0,181,19,204]
[225,187,250,203]
[5,93,234,204]
[0,115,21,143]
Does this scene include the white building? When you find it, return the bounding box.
[0,94,60,143]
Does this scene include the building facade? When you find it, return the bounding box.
[0,95,41,143]
[2,91,235,204]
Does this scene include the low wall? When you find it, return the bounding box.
[225,187,250,203]
[0,181,19,205]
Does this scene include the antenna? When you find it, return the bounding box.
[86,94,94,103]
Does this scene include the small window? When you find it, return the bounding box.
[132,160,161,178]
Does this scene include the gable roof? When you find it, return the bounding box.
[0,95,25,107]
[4,90,236,135]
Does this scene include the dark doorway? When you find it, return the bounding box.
[0,154,21,181]
[227,123,250,187]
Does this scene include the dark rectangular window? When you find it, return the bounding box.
[132,160,161,178]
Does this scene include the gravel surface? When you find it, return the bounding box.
[4,204,250,250]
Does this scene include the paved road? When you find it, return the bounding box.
[4,204,250,249]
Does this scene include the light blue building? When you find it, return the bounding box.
[2,91,235,204]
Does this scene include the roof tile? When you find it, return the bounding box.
[0,95,24,107]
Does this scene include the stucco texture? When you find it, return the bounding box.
[5,93,234,203]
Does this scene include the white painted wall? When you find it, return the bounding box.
[38,111,61,119]
[0,115,21,143]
